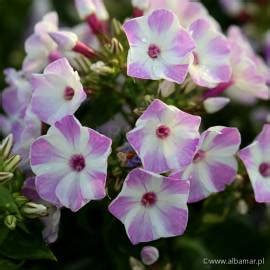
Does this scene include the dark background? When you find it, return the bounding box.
[0,1,270,269]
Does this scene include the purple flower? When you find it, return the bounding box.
[123,9,195,83]
[239,124,270,203]
[127,99,201,173]
[22,177,61,244]
[109,168,189,244]
[23,12,61,73]
[188,19,231,88]
[117,143,141,168]
[224,26,269,103]
[30,115,112,212]
[171,126,241,203]
[148,0,219,29]
[2,68,32,117]
[31,58,86,125]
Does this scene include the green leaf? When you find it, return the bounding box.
[0,186,20,215]
[0,225,9,246]
[0,229,56,261]
[0,258,22,270]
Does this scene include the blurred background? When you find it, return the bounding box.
[0,0,270,269]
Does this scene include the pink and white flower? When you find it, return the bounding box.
[123,9,195,84]
[207,26,269,103]
[23,12,62,73]
[127,99,201,173]
[109,168,189,244]
[188,19,231,88]
[30,115,112,212]
[31,57,86,125]
[148,0,219,29]
[239,124,270,203]
[171,126,241,203]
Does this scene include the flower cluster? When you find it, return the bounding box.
[0,0,270,257]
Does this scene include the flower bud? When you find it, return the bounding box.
[75,0,108,34]
[0,134,13,160]
[203,97,230,114]
[90,61,114,74]
[22,202,48,218]
[158,80,175,97]
[4,215,16,230]
[131,0,149,17]
[129,257,145,270]
[49,31,97,59]
[3,155,21,172]
[0,172,13,183]
[141,246,159,266]
[13,192,28,207]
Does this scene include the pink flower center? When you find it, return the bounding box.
[148,44,161,59]
[259,162,270,177]
[70,154,86,172]
[64,87,75,101]
[193,52,200,65]
[141,192,157,207]
[193,150,205,162]
[156,125,170,139]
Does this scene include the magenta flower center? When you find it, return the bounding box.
[193,150,205,162]
[148,44,161,59]
[70,154,86,172]
[259,162,270,177]
[64,87,75,101]
[141,192,157,207]
[156,125,171,139]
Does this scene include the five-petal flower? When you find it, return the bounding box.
[123,9,195,83]
[30,115,112,212]
[109,168,189,244]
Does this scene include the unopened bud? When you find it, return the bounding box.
[158,80,175,97]
[3,155,21,172]
[237,199,248,215]
[22,202,48,218]
[141,246,159,266]
[109,38,124,54]
[129,257,145,270]
[4,215,16,230]
[13,193,28,206]
[0,172,13,183]
[90,61,114,74]
[0,134,13,160]
[203,97,230,114]
[50,31,97,59]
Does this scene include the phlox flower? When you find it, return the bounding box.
[30,115,112,212]
[123,9,195,84]
[148,0,219,29]
[23,12,61,73]
[141,246,159,266]
[127,99,201,173]
[109,168,189,244]
[207,26,269,103]
[31,57,86,125]
[239,124,270,203]
[171,126,241,203]
[22,177,61,244]
[188,19,231,88]
[2,68,32,116]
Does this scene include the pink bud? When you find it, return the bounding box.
[203,97,230,114]
[49,31,97,59]
[140,246,159,266]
